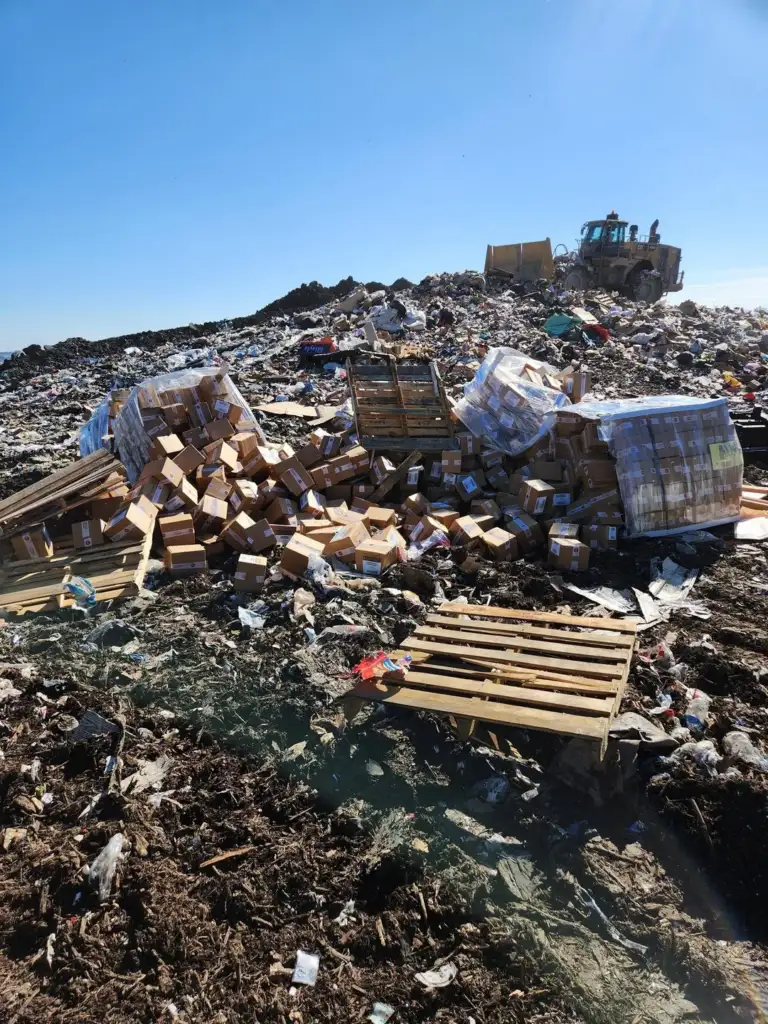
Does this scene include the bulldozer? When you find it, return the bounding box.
[484,213,684,302]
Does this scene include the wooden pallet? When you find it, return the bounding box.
[348,601,637,755]
[0,451,125,537]
[347,358,456,451]
[0,533,153,615]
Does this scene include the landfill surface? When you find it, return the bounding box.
[1,272,768,1023]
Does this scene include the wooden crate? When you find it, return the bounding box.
[347,359,456,451]
[0,533,153,615]
[348,601,637,755]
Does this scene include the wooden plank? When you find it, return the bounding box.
[369,451,424,502]
[402,637,623,679]
[424,613,635,649]
[438,601,638,635]
[413,625,628,663]
[399,671,614,716]
[354,681,608,743]
[441,656,621,693]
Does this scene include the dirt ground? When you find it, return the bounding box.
[2,286,768,1022]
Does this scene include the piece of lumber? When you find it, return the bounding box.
[369,450,424,501]
[402,637,623,679]
[424,613,635,649]
[438,601,638,635]
[413,625,628,663]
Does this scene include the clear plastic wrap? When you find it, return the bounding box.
[80,367,262,482]
[574,396,742,537]
[454,348,571,456]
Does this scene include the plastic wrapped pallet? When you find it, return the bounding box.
[454,348,571,457]
[80,367,263,482]
[574,396,742,537]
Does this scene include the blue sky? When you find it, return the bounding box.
[1,0,767,349]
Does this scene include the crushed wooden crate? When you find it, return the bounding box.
[348,601,637,755]
[347,358,456,451]
[0,533,152,615]
[0,451,125,538]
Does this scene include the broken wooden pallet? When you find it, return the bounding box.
[0,533,153,615]
[347,601,637,755]
[0,451,125,537]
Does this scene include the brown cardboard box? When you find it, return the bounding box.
[364,506,397,531]
[242,445,282,480]
[173,445,205,476]
[431,509,460,531]
[187,400,212,428]
[204,417,235,442]
[325,484,352,502]
[233,553,268,592]
[266,497,298,523]
[299,489,327,516]
[276,442,296,462]
[355,538,398,576]
[196,464,226,490]
[159,513,196,547]
[205,477,233,502]
[561,370,592,403]
[409,515,448,543]
[479,449,504,470]
[555,410,587,438]
[549,522,580,540]
[470,499,501,521]
[579,457,617,490]
[442,450,462,475]
[204,440,239,472]
[458,433,483,455]
[105,502,153,543]
[11,526,54,561]
[402,492,430,515]
[509,467,533,493]
[325,520,370,562]
[220,511,264,552]
[301,525,336,550]
[548,537,590,571]
[91,487,129,522]
[212,398,244,425]
[310,462,335,491]
[506,511,544,552]
[280,534,326,577]
[351,497,375,512]
[182,427,208,449]
[483,527,517,561]
[371,455,396,485]
[164,544,208,578]
[73,518,105,549]
[276,457,314,497]
[151,433,185,459]
[142,414,173,439]
[161,403,188,429]
[450,515,486,549]
[583,523,619,550]
[519,479,555,517]
[328,445,369,483]
[427,461,443,484]
[313,430,343,458]
[296,443,323,468]
[403,463,422,489]
[192,495,228,534]
[248,518,277,553]
[135,494,160,521]
[258,477,289,505]
[550,486,573,513]
[165,478,199,513]
[533,460,563,482]
[486,467,510,491]
[326,507,364,527]
[140,479,172,509]
[353,484,375,499]
[231,431,261,461]
[522,434,554,461]
[229,480,261,515]
[456,470,486,501]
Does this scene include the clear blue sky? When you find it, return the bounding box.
[2,0,767,349]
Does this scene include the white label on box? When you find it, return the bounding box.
[444,473,457,486]
[552,493,570,506]
[231,494,242,510]
[533,496,547,514]
[180,561,206,569]
[362,559,382,575]
[165,497,183,512]
[81,521,91,539]
[571,555,582,568]
[407,468,420,485]
[286,469,302,489]
[411,521,424,540]
[608,527,617,540]
[152,484,165,503]
[215,399,228,415]
[550,540,560,555]
[565,379,574,394]
[463,475,478,493]
[512,517,531,534]
[164,527,190,537]
[234,571,246,580]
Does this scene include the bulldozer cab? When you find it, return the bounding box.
[580,220,628,258]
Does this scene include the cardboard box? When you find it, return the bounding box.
[105,502,153,544]
[533,460,563,482]
[325,520,370,562]
[456,471,486,501]
[555,410,587,438]
[470,499,500,521]
[312,429,343,458]
[173,445,205,477]
[522,434,554,461]
[519,479,555,517]
[583,523,619,550]
[247,518,277,554]
[355,538,398,576]
[299,489,327,516]
[326,507,364,527]
[579,457,617,490]
[164,543,208,577]
[233,553,268,592]
[159,513,196,547]
[458,433,483,455]
[266,497,298,523]
[564,490,620,523]
[371,456,396,485]
[72,518,105,549]
[11,525,54,561]
[486,467,511,491]
[204,440,239,472]
[161,403,188,429]
[549,522,580,540]
[364,506,397,531]
[451,515,486,549]
[165,478,199,513]
[150,433,184,459]
[229,480,260,516]
[204,418,235,442]
[328,445,369,484]
[402,492,430,515]
[430,509,460,531]
[258,477,289,504]
[442,450,462,475]
[404,464,423,489]
[310,462,335,491]
[479,450,504,470]
[427,461,443,483]
[548,537,590,571]
[561,370,592,403]
[139,479,172,509]
[295,443,323,469]
[220,511,263,552]
[483,526,517,561]
[409,515,447,543]
[212,398,244,425]
[231,431,261,461]
[276,457,314,497]
[506,512,544,552]
[280,534,326,577]
[182,427,207,450]
[192,495,228,534]
[196,464,226,490]
[242,445,282,480]
[205,477,233,502]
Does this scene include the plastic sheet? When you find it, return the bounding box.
[454,348,570,457]
[574,396,742,537]
[80,367,262,483]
